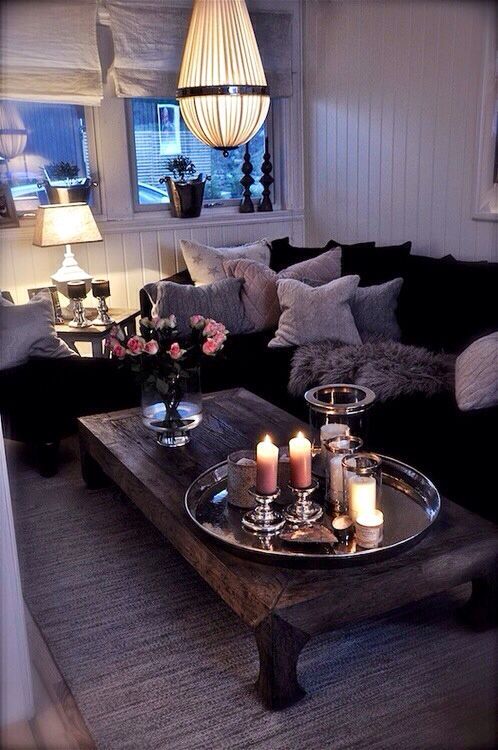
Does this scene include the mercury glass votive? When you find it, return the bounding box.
[342,452,382,523]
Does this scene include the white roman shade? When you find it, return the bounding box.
[0,0,103,106]
[107,1,292,99]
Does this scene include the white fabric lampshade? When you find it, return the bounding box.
[32,203,102,247]
[177,0,270,152]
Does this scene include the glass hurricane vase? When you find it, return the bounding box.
[141,367,202,447]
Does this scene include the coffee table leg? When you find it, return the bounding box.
[461,569,498,631]
[254,614,310,710]
[80,447,109,489]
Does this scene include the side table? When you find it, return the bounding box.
[56,308,139,358]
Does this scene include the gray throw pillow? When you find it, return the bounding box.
[0,290,77,371]
[352,278,403,342]
[277,248,341,285]
[455,332,498,411]
[269,276,361,348]
[143,277,253,336]
[181,238,270,285]
[222,258,280,332]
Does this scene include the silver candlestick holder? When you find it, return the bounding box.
[93,296,114,326]
[69,297,92,328]
[284,479,323,525]
[242,487,285,534]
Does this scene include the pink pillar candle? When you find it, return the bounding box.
[256,435,279,494]
[289,432,312,488]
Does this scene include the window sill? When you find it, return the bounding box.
[472,211,498,222]
[2,207,304,243]
[98,207,303,235]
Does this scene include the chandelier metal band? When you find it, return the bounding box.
[177,84,268,98]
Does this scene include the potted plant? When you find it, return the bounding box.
[159,155,209,219]
[39,161,98,204]
[108,313,228,447]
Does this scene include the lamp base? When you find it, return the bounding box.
[51,243,92,297]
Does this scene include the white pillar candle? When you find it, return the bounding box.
[256,435,279,495]
[328,437,352,500]
[289,431,312,488]
[320,421,350,443]
[348,474,376,521]
[355,509,384,548]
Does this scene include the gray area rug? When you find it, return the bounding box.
[9,439,497,750]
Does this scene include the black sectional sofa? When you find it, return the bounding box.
[140,244,498,523]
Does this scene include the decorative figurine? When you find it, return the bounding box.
[239,143,255,213]
[258,137,273,212]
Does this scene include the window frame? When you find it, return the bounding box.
[7,103,102,218]
[126,98,279,214]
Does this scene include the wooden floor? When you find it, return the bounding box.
[1,606,95,750]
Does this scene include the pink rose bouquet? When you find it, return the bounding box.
[107,313,228,429]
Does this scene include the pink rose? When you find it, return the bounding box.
[127,336,146,356]
[203,319,226,337]
[212,331,227,348]
[202,337,222,356]
[189,314,206,329]
[112,342,127,359]
[168,342,186,360]
[144,340,159,355]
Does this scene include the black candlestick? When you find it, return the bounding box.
[239,143,254,213]
[258,137,274,212]
[92,279,110,298]
[67,280,87,300]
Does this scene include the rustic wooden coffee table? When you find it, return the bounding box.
[78,388,498,709]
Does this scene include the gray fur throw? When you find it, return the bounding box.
[289,338,455,402]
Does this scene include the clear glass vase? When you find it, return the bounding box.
[141,367,202,447]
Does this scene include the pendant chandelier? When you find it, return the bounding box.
[177,0,270,156]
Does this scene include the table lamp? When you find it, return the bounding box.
[32,203,102,295]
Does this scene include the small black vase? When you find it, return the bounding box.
[165,177,207,219]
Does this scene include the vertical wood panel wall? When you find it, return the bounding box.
[0,215,304,306]
[303,0,498,260]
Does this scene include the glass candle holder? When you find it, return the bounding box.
[342,452,382,522]
[305,384,376,447]
[324,434,363,515]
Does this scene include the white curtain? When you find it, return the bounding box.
[0,418,34,728]
[107,1,293,99]
[0,0,103,105]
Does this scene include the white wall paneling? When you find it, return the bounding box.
[0,212,305,306]
[303,0,498,261]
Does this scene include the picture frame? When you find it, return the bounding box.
[157,103,181,156]
[0,182,19,228]
[27,285,64,323]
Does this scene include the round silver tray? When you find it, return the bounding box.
[185,455,441,566]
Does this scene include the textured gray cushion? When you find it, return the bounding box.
[222,258,280,332]
[455,333,498,411]
[181,238,270,285]
[269,276,361,348]
[0,290,77,370]
[144,277,253,336]
[277,248,341,285]
[352,278,403,342]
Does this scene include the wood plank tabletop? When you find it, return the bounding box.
[79,388,498,631]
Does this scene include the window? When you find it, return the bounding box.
[0,100,91,212]
[128,98,267,209]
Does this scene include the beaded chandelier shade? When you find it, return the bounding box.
[177,0,270,155]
